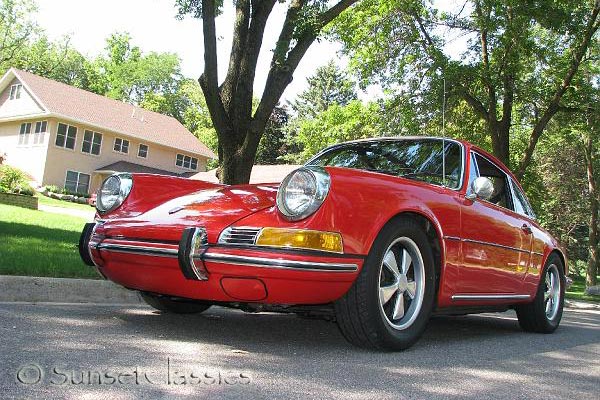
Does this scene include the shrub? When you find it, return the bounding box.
[0,165,34,196]
[44,185,60,193]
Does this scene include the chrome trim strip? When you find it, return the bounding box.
[532,251,544,257]
[203,253,358,272]
[462,238,529,254]
[94,242,358,272]
[444,236,461,242]
[452,294,531,301]
[96,243,178,257]
[443,236,532,254]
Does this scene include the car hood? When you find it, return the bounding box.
[98,184,279,243]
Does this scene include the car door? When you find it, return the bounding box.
[457,152,532,295]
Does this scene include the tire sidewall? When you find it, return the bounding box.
[363,220,437,349]
[536,255,565,331]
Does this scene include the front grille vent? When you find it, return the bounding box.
[218,227,261,246]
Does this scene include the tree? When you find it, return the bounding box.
[0,0,37,72]
[331,0,600,179]
[14,36,95,90]
[286,100,382,162]
[256,105,290,164]
[291,60,357,118]
[176,0,360,184]
[92,33,182,105]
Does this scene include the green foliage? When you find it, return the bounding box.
[44,185,60,194]
[291,60,357,119]
[0,0,38,71]
[92,33,182,104]
[287,100,384,163]
[0,165,34,196]
[256,106,290,165]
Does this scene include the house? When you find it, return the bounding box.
[0,68,215,194]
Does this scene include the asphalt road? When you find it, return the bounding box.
[1,303,598,400]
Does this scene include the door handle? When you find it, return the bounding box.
[521,224,532,235]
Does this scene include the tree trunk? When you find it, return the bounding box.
[490,120,510,167]
[584,128,598,287]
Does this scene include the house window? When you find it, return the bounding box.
[82,130,102,155]
[114,138,129,154]
[33,121,47,145]
[176,154,198,170]
[65,170,90,194]
[18,123,31,145]
[55,123,77,150]
[138,144,148,158]
[9,84,22,100]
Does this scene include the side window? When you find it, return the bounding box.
[473,153,513,210]
[511,180,535,219]
[467,152,479,195]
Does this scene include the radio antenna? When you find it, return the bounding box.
[442,76,446,187]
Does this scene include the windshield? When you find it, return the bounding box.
[306,138,464,189]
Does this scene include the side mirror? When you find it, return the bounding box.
[466,177,494,201]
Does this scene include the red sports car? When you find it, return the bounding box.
[79,137,567,350]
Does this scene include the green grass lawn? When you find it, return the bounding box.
[566,275,600,304]
[37,194,95,212]
[0,203,99,278]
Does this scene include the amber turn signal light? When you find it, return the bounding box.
[256,228,344,254]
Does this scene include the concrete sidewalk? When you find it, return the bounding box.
[38,204,96,221]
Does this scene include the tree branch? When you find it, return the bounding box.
[252,0,358,131]
[198,0,230,138]
[515,2,600,179]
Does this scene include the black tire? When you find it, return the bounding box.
[139,292,212,314]
[334,218,437,350]
[516,253,565,333]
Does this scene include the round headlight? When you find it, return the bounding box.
[276,167,330,221]
[97,174,133,214]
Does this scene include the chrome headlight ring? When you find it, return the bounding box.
[276,167,331,221]
[96,173,133,214]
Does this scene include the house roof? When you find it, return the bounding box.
[95,161,184,177]
[0,68,216,159]
[190,164,301,184]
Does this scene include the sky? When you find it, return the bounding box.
[35,0,351,103]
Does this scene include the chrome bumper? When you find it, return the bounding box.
[79,224,359,280]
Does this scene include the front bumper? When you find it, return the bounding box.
[79,223,363,304]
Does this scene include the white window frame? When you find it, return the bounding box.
[175,153,198,171]
[9,84,22,100]
[137,143,149,158]
[64,170,91,194]
[113,137,130,154]
[33,121,48,145]
[17,122,32,146]
[55,123,78,151]
[81,130,103,156]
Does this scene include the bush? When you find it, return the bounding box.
[44,185,60,193]
[0,165,35,197]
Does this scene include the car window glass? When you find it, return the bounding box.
[511,180,535,218]
[473,153,513,210]
[308,139,463,190]
[467,152,479,195]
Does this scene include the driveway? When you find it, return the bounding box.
[1,303,598,399]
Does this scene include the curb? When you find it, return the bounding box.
[0,275,598,309]
[0,275,142,304]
